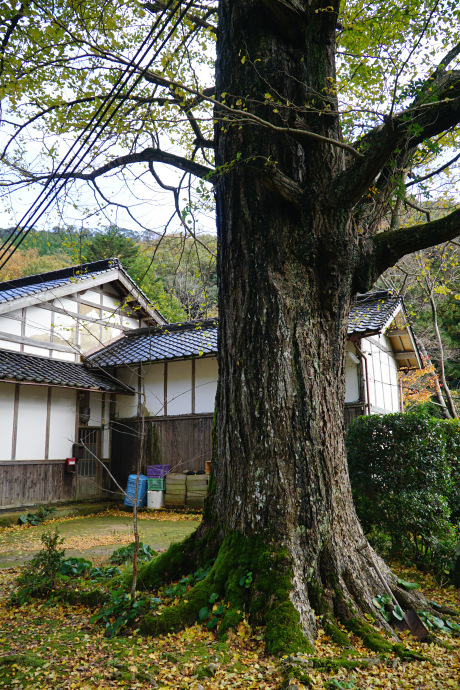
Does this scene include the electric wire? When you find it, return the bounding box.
[0,0,179,264]
[0,0,195,270]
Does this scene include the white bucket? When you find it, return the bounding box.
[147,490,165,509]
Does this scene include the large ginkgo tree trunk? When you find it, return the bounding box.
[137,0,460,653]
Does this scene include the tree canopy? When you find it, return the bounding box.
[0,0,458,243]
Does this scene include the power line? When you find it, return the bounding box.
[0,0,195,270]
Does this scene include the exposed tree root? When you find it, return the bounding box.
[129,529,444,658]
[281,647,434,688]
[138,532,313,656]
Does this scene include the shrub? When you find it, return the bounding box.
[346,413,459,582]
[443,420,460,520]
[12,528,65,604]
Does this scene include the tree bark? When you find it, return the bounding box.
[429,295,458,419]
[138,0,449,653]
[207,0,403,645]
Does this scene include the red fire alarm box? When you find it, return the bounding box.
[65,457,77,474]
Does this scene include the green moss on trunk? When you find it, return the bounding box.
[343,617,393,653]
[139,532,313,656]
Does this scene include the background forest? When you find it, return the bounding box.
[0,226,218,324]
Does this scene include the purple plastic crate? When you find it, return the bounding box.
[147,464,170,478]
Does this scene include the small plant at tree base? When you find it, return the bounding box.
[239,571,253,588]
[372,594,405,624]
[198,593,227,630]
[109,542,157,566]
[11,528,65,604]
[417,611,460,634]
[91,589,159,637]
[325,680,355,690]
[18,504,57,526]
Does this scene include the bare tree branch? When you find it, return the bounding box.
[370,207,460,278]
[336,67,460,207]
[10,147,215,186]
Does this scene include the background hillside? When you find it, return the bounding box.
[0,226,217,324]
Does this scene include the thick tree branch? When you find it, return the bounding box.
[260,163,304,208]
[143,1,217,31]
[0,2,30,79]
[14,148,215,185]
[336,66,460,207]
[371,207,460,278]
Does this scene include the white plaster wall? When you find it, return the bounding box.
[0,311,22,351]
[0,382,15,460]
[23,344,50,357]
[102,426,110,459]
[0,311,22,335]
[167,360,192,415]
[88,391,103,427]
[53,307,77,347]
[48,388,76,459]
[15,385,48,461]
[115,366,138,418]
[51,350,76,361]
[24,305,51,341]
[195,357,218,413]
[345,343,360,403]
[121,314,140,329]
[142,363,165,416]
[82,289,101,303]
[102,293,119,309]
[0,339,20,351]
[364,335,400,413]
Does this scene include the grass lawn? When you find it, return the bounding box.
[0,509,459,689]
[0,508,200,567]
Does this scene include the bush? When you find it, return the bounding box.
[443,420,460,519]
[346,413,460,582]
[12,528,65,604]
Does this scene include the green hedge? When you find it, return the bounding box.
[346,413,460,581]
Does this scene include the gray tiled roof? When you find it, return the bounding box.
[0,258,120,304]
[347,291,401,336]
[88,292,401,367]
[0,349,130,391]
[87,319,218,366]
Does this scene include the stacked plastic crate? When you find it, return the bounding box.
[124,474,148,508]
[185,474,209,509]
[146,464,169,509]
[164,473,187,507]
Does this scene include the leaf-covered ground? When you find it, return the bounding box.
[0,510,459,689]
[0,509,200,567]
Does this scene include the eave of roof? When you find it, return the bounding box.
[87,292,422,369]
[0,348,133,392]
[0,258,166,324]
[86,318,218,367]
[347,291,402,337]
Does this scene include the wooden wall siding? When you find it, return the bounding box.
[344,403,366,427]
[111,415,214,494]
[0,462,76,509]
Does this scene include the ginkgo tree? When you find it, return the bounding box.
[1,0,460,654]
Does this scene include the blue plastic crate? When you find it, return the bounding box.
[124,474,148,508]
